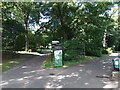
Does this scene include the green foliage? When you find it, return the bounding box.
[86,47,103,57]
[1,52,35,72]
[43,56,98,68]
[1,52,21,72]
[62,39,84,61]
[2,20,25,51]
[2,2,43,51]
[2,2,118,60]
[105,47,113,54]
[36,49,46,53]
[69,2,115,57]
[86,41,103,57]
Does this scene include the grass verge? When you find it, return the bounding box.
[43,56,99,69]
[0,59,24,72]
[1,54,35,72]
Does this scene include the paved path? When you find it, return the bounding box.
[1,53,120,88]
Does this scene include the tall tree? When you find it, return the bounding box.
[70,2,114,56]
[2,2,43,51]
[41,2,76,41]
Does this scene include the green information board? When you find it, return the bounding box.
[54,50,62,66]
[113,58,120,68]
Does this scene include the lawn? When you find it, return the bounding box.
[0,59,23,72]
[43,56,99,68]
[1,52,36,72]
[1,48,49,72]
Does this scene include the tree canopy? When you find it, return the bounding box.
[2,2,119,60]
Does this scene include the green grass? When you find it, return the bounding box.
[43,56,99,69]
[36,49,46,53]
[102,54,109,56]
[1,51,35,72]
[0,59,24,72]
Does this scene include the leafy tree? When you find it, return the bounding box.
[2,20,25,51]
[2,2,43,51]
[41,2,76,41]
[70,2,114,56]
[2,2,118,61]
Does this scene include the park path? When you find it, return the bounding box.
[0,53,120,88]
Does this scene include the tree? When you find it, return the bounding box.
[41,2,76,41]
[2,2,43,51]
[2,19,25,50]
[70,2,114,56]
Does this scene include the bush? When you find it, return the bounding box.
[62,40,84,61]
[36,49,46,53]
[105,48,113,54]
[86,43,103,57]
[86,49,102,57]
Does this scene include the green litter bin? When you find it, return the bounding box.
[112,58,120,71]
[54,45,63,67]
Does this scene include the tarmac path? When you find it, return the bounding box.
[0,53,120,89]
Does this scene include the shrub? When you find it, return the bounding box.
[105,47,113,54]
[62,40,84,61]
[86,43,103,57]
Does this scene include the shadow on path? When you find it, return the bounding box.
[1,53,119,88]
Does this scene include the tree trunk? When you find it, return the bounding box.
[57,3,68,40]
[25,34,29,51]
[82,30,86,57]
[24,12,29,51]
[103,29,107,48]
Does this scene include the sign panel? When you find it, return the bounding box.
[54,50,62,66]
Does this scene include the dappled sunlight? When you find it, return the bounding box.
[45,82,63,88]
[86,70,92,74]
[35,76,43,80]
[23,69,46,74]
[102,62,109,64]
[49,72,79,80]
[17,78,24,81]
[16,75,33,81]
[9,61,19,64]
[21,66,31,69]
[79,69,83,72]
[100,59,112,64]
[0,81,9,86]
[9,79,15,82]
[78,64,85,67]
[97,56,114,72]
[84,82,89,85]
[1,74,44,88]
[109,53,120,56]
[1,52,119,88]
[16,51,49,56]
[102,80,119,88]
[45,72,80,88]
[0,82,9,86]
